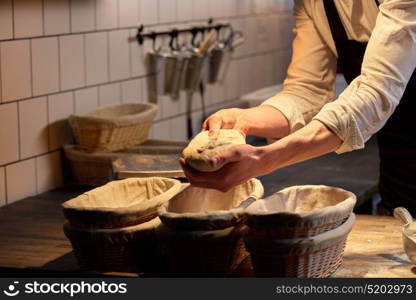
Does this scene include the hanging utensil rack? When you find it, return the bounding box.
[128,19,232,45]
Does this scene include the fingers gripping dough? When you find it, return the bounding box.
[183,129,246,172]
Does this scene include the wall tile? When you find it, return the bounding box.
[236,0,252,16]
[36,152,63,194]
[140,77,149,102]
[177,0,192,21]
[0,167,5,207]
[191,110,203,137]
[71,0,96,33]
[85,32,109,86]
[0,0,13,40]
[170,116,187,141]
[160,95,180,119]
[5,159,36,204]
[99,83,121,106]
[140,0,158,24]
[31,37,60,96]
[193,0,210,20]
[19,97,49,159]
[0,103,19,165]
[239,57,254,95]
[0,40,32,102]
[224,61,239,101]
[159,0,176,23]
[121,79,142,102]
[209,0,224,19]
[75,87,98,113]
[96,0,118,30]
[13,0,43,38]
[59,35,85,90]
[109,30,130,81]
[119,0,139,27]
[44,0,70,35]
[152,120,171,140]
[48,92,74,151]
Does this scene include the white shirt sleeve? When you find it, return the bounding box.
[261,0,337,133]
[313,0,416,153]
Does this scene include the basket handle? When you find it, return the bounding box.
[394,207,414,225]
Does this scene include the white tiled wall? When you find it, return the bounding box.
[0,0,294,206]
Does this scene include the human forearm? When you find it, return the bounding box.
[258,120,342,174]
[202,105,290,139]
[243,105,290,138]
[180,120,342,192]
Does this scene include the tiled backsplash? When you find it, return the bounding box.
[0,0,294,206]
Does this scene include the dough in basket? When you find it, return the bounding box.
[183,129,246,172]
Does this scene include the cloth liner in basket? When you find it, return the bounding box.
[62,177,182,229]
[157,178,264,276]
[64,217,161,273]
[69,102,158,152]
[244,213,356,277]
[245,185,356,239]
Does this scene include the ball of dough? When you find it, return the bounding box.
[183,129,246,172]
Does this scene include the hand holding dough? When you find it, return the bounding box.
[182,129,246,172]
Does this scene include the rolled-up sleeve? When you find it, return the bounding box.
[313,0,416,153]
[261,0,337,133]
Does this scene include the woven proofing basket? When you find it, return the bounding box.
[245,185,356,239]
[157,179,264,276]
[64,218,161,273]
[69,103,158,152]
[62,177,182,229]
[156,224,247,276]
[244,213,355,278]
[63,145,115,186]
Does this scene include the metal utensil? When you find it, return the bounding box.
[394,207,416,264]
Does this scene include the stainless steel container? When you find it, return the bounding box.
[182,51,208,92]
[147,50,189,99]
[208,44,233,84]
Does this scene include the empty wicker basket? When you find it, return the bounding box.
[64,217,161,273]
[244,213,355,277]
[62,177,182,229]
[157,179,264,276]
[69,102,158,152]
[245,185,356,239]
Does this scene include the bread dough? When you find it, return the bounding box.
[183,129,246,172]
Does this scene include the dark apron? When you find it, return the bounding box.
[323,0,416,215]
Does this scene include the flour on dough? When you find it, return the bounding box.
[183,129,246,172]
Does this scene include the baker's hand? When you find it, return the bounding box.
[202,108,249,139]
[179,144,265,192]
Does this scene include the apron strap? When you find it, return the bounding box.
[323,0,349,42]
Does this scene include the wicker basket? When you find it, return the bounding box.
[156,179,264,276]
[64,140,186,186]
[156,224,247,276]
[244,213,355,277]
[62,177,182,229]
[245,185,356,239]
[69,103,158,152]
[64,217,161,273]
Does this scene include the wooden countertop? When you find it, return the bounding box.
[0,190,414,278]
